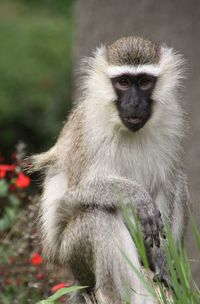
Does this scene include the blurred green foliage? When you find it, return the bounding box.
[0,0,74,156]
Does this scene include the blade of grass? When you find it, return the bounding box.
[189,211,200,251]
[120,249,158,300]
[164,224,193,304]
[121,203,149,268]
[157,284,170,304]
[165,224,189,292]
[36,286,87,304]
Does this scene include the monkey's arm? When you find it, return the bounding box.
[63,176,164,248]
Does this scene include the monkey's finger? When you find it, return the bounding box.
[157,218,166,239]
[154,234,160,248]
[143,223,154,247]
[160,229,166,239]
[152,221,160,247]
[144,235,153,248]
[153,228,160,247]
[141,221,152,235]
[159,223,166,239]
[153,272,173,290]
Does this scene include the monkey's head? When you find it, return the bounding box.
[83,36,184,134]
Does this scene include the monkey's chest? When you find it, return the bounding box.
[90,139,172,194]
[114,147,169,192]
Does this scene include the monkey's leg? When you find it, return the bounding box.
[59,209,155,304]
[94,212,155,304]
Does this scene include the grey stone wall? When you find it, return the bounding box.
[75,0,200,284]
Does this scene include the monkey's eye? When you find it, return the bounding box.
[116,76,131,90]
[138,75,154,90]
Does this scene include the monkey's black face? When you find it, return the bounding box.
[111,74,157,132]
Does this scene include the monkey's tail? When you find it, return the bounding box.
[25,146,57,173]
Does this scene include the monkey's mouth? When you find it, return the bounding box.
[121,115,148,132]
[124,116,143,124]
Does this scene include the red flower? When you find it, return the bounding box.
[9,184,16,192]
[5,278,13,285]
[0,165,16,171]
[15,172,30,188]
[0,164,16,179]
[30,252,43,265]
[36,273,45,279]
[51,282,71,293]
[9,256,15,264]
[0,170,6,179]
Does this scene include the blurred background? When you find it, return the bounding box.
[0,1,74,302]
[0,0,199,303]
[0,0,74,158]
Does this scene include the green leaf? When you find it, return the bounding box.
[37,286,87,304]
[0,179,9,197]
[190,211,200,251]
[0,205,20,230]
[0,216,11,230]
[5,206,17,221]
[9,194,21,207]
[121,203,149,268]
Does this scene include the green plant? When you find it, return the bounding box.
[37,204,200,304]
[0,0,74,156]
[0,143,31,231]
[37,286,86,304]
[122,206,200,304]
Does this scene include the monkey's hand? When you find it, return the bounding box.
[136,199,165,249]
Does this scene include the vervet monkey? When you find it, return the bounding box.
[31,36,190,303]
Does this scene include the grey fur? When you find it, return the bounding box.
[31,36,190,303]
[106,36,160,66]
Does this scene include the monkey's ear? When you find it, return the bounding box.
[160,45,186,83]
